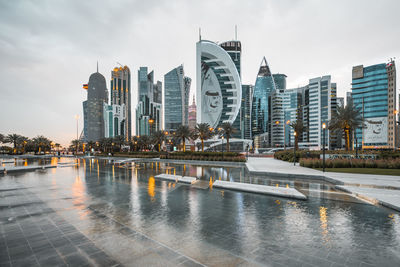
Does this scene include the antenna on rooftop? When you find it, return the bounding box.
[235,25,237,40]
[96,61,98,72]
[199,28,201,41]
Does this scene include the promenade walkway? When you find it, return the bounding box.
[246,157,400,211]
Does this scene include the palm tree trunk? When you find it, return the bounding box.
[182,137,186,152]
[344,128,350,151]
[227,137,230,152]
[295,136,299,150]
[201,139,204,152]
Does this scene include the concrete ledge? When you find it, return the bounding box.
[154,174,197,184]
[336,185,400,212]
[212,180,307,200]
[2,165,57,174]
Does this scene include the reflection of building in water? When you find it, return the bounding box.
[352,60,397,149]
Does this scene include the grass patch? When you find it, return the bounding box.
[315,168,400,176]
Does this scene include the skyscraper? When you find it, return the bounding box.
[82,67,108,142]
[188,96,197,130]
[110,65,131,141]
[252,57,279,138]
[164,65,191,131]
[136,67,162,136]
[240,85,253,140]
[196,40,241,129]
[307,76,333,149]
[352,60,396,149]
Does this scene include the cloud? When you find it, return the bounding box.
[0,0,399,146]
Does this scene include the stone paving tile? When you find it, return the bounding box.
[0,183,121,267]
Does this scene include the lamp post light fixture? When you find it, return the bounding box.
[74,115,80,155]
[221,136,224,159]
[293,131,297,166]
[148,118,155,136]
[284,119,290,150]
[322,122,326,173]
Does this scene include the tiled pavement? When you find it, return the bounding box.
[0,183,204,267]
[0,185,120,267]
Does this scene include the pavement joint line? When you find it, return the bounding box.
[86,205,207,267]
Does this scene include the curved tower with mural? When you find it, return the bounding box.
[196,40,242,129]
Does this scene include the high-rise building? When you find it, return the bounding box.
[346,92,352,105]
[352,60,396,149]
[251,57,278,138]
[82,68,108,142]
[136,67,162,136]
[188,96,197,130]
[240,85,253,140]
[164,65,191,131]
[110,66,131,141]
[220,41,241,78]
[196,40,241,129]
[337,97,344,108]
[306,76,333,149]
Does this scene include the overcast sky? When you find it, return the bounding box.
[0,0,399,146]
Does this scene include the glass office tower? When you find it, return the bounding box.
[352,60,396,148]
[164,65,191,131]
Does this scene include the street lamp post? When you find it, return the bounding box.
[75,115,80,155]
[293,131,297,166]
[221,136,224,159]
[322,123,326,173]
[355,137,358,158]
[284,119,290,150]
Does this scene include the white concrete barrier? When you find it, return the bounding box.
[212,180,307,200]
[154,174,197,184]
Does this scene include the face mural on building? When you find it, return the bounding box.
[364,117,388,144]
[201,62,222,128]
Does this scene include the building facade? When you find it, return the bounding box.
[82,70,108,142]
[136,67,162,136]
[196,40,242,129]
[251,57,277,138]
[164,65,191,131]
[240,84,253,140]
[188,96,197,130]
[110,66,131,141]
[352,60,397,149]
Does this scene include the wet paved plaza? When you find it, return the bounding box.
[1,158,400,266]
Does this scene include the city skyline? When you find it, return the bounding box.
[1,0,400,146]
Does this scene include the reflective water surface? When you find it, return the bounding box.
[1,158,400,266]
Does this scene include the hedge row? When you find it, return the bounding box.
[160,151,245,162]
[300,158,400,169]
[274,150,400,162]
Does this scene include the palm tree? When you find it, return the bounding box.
[87,141,96,152]
[289,108,307,150]
[130,136,139,151]
[329,100,363,151]
[5,134,22,153]
[99,138,111,153]
[138,135,151,151]
[151,131,166,152]
[0,133,4,144]
[33,136,52,153]
[219,122,236,152]
[195,123,213,152]
[113,135,126,152]
[175,126,192,152]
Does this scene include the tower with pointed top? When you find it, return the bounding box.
[251,57,278,138]
[82,65,108,142]
[188,95,197,130]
